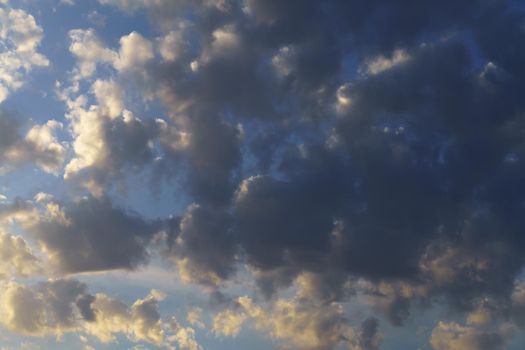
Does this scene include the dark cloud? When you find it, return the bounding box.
[64,108,164,195]
[0,279,95,336]
[37,279,95,329]
[93,0,525,339]
[29,196,159,274]
[357,317,382,350]
[165,203,236,286]
[0,111,20,153]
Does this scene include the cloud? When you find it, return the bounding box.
[215,296,355,350]
[165,203,235,286]
[167,317,203,350]
[46,1,525,348]
[363,49,411,75]
[0,4,48,102]
[114,32,154,72]
[0,231,41,278]
[212,308,246,337]
[353,317,382,350]
[68,29,116,80]
[27,196,159,274]
[0,112,65,174]
[0,197,38,227]
[85,290,165,345]
[430,321,511,350]
[61,79,169,195]
[0,279,93,336]
[0,279,195,349]
[186,306,205,329]
[93,0,525,301]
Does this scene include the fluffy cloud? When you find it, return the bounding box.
[41,0,525,348]
[0,279,196,349]
[167,317,203,350]
[0,112,65,174]
[0,4,48,102]
[62,78,171,195]
[430,322,511,350]
[84,290,167,345]
[114,32,154,72]
[0,231,40,278]
[212,308,246,337]
[27,196,159,274]
[166,203,235,286]
[94,0,525,306]
[68,29,116,80]
[0,279,93,336]
[214,296,357,350]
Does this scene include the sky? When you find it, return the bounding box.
[0,0,525,349]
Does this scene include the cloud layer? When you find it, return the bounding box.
[1,0,525,349]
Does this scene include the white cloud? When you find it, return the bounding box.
[167,318,203,350]
[62,96,159,195]
[84,289,184,348]
[187,306,205,329]
[91,80,124,119]
[114,32,154,72]
[68,29,117,80]
[0,231,41,278]
[364,49,410,75]
[212,308,246,337]
[158,29,187,62]
[16,120,66,174]
[198,25,240,65]
[0,6,49,102]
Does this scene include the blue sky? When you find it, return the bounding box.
[1,0,525,349]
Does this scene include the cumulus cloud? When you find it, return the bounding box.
[61,79,172,195]
[68,29,116,80]
[114,32,154,72]
[216,296,356,350]
[166,203,235,286]
[85,290,166,345]
[0,231,40,278]
[430,322,512,350]
[0,279,93,337]
[0,197,38,227]
[0,4,48,102]
[0,279,195,349]
[31,0,525,348]
[27,196,159,274]
[93,0,525,305]
[212,308,246,337]
[0,111,65,174]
